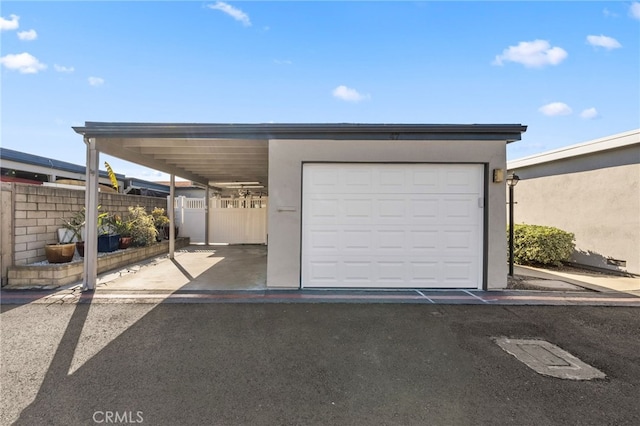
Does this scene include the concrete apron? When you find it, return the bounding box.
[95,245,267,292]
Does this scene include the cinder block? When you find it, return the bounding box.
[27,211,47,219]
[15,194,27,202]
[14,243,26,252]
[56,204,71,211]
[15,234,37,244]
[38,270,53,279]
[27,241,45,250]
[14,219,37,227]
[7,278,31,286]
[15,202,37,211]
[15,227,26,236]
[14,210,27,219]
[27,226,47,234]
[39,203,57,211]
[27,195,48,203]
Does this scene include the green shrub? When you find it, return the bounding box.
[127,206,158,247]
[509,224,575,266]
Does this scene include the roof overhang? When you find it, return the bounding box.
[508,128,639,170]
[73,122,527,191]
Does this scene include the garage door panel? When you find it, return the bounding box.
[343,261,374,284]
[441,196,480,225]
[303,163,483,289]
[307,198,340,220]
[307,260,340,286]
[305,257,479,288]
[307,229,340,252]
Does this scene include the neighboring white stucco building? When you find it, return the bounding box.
[508,129,640,275]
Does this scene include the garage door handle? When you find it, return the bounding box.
[478,198,484,208]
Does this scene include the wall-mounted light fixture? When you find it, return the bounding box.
[493,169,504,183]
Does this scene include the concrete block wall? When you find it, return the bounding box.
[7,237,190,288]
[6,183,168,271]
[1,183,13,286]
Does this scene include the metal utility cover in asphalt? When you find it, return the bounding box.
[493,337,606,380]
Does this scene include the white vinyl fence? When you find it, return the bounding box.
[172,196,267,244]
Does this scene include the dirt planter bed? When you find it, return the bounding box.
[6,238,190,289]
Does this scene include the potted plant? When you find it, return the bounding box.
[98,212,120,252]
[45,211,85,263]
[151,207,176,240]
[59,208,86,257]
[110,214,133,249]
[128,206,158,247]
[151,207,170,240]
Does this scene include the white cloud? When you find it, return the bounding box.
[88,76,104,86]
[630,2,640,20]
[54,64,74,73]
[0,52,46,74]
[539,102,572,116]
[603,8,618,18]
[17,29,37,41]
[580,108,599,120]
[0,14,19,31]
[332,85,370,102]
[274,59,292,65]
[587,34,622,50]
[493,40,567,68]
[208,2,251,26]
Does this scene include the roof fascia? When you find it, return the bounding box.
[73,122,527,142]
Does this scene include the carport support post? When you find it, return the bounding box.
[169,174,175,259]
[204,186,210,245]
[83,137,99,291]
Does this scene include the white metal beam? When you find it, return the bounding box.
[169,174,175,259]
[83,138,99,291]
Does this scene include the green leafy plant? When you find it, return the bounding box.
[151,207,170,229]
[60,209,86,243]
[104,161,119,192]
[108,214,133,238]
[510,224,575,266]
[127,206,158,247]
[60,206,109,242]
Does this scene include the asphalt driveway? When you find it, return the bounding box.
[2,302,639,425]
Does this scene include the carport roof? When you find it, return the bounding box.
[72,122,527,189]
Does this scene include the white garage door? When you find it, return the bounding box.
[302,163,484,289]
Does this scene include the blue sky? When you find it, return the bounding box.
[1,1,639,181]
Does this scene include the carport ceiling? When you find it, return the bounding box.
[72,122,527,192]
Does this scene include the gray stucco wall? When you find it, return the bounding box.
[508,151,640,275]
[267,138,509,290]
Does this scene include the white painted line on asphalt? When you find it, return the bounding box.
[463,290,488,303]
[415,290,435,303]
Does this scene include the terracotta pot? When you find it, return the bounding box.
[76,241,85,257]
[119,236,132,249]
[45,243,76,263]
